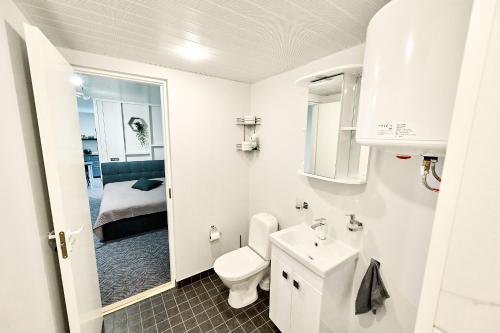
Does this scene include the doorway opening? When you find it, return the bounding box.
[74,70,174,311]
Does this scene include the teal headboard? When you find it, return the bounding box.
[101,160,165,186]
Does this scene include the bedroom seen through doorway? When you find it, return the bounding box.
[75,71,172,311]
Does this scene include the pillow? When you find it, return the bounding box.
[132,178,163,191]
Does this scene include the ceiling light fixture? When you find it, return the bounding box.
[71,74,83,87]
[174,42,210,61]
[72,75,91,100]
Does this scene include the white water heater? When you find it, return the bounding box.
[356,0,472,155]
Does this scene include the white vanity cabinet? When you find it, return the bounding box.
[270,245,321,333]
[289,272,322,333]
[269,244,356,333]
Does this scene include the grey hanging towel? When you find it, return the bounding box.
[355,259,390,315]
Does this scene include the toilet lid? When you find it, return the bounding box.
[214,246,268,282]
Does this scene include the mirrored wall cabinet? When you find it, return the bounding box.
[296,65,370,185]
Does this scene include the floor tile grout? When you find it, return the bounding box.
[104,272,279,333]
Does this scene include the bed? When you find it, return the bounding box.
[94,160,168,241]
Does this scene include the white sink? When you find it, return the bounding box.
[269,223,359,278]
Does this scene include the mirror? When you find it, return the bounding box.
[304,75,344,178]
[299,66,369,184]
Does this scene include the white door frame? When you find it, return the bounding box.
[73,66,177,314]
[414,0,499,331]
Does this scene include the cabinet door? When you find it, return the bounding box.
[91,157,101,178]
[95,100,125,162]
[269,258,292,333]
[290,272,322,333]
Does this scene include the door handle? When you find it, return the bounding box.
[67,225,84,253]
[48,230,69,258]
[282,271,288,279]
[293,280,300,290]
[48,225,84,258]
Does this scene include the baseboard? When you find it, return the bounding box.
[102,268,216,314]
[177,268,216,288]
[102,281,175,315]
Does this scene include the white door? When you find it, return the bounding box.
[150,105,165,160]
[24,24,102,332]
[150,105,164,146]
[269,258,292,333]
[95,100,125,162]
[290,273,321,333]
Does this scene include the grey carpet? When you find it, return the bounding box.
[88,196,170,306]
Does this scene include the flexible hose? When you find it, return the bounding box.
[430,161,442,182]
[422,172,440,192]
[421,158,440,192]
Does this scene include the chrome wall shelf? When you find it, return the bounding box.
[236,116,261,152]
[236,117,262,126]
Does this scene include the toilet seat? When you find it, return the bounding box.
[214,246,268,282]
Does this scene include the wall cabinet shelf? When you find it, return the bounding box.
[296,64,370,184]
[298,170,367,184]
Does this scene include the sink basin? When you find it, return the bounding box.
[269,223,359,278]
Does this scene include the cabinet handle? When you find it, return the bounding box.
[293,280,300,290]
[282,271,288,279]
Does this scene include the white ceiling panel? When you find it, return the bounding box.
[14,0,388,82]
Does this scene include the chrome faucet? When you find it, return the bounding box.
[311,217,326,230]
[346,214,363,232]
[311,217,328,240]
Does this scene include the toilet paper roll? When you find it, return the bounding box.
[209,230,221,242]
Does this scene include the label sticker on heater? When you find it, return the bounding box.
[376,123,417,138]
[394,123,417,138]
[376,123,394,136]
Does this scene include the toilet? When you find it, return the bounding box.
[214,212,278,308]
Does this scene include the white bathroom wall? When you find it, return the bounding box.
[79,112,96,137]
[60,48,251,280]
[0,0,67,331]
[249,45,439,333]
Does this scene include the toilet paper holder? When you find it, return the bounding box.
[209,225,221,241]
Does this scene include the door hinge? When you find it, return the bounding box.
[59,231,68,259]
[168,188,172,199]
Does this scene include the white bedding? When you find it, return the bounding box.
[93,178,167,238]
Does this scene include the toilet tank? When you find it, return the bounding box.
[249,213,278,260]
[356,0,472,155]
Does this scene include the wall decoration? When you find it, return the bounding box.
[122,103,151,155]
[95,100,164,161]
[128,117,149,147]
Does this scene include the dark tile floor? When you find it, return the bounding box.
[103,272,280,333]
